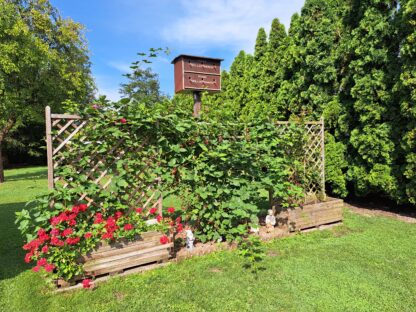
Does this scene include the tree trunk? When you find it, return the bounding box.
[0,118,16,183]
[0,141,4,183]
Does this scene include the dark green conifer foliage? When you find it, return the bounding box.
[339,0,398,197]
[395,0,416,203]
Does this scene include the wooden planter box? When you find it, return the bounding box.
[57,231,172,288]
[276,197,344,232]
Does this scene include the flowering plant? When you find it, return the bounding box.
[19,201,181,280]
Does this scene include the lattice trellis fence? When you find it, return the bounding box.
[275,119,325,197]
[45,106,163,214]
[45,107,325,210]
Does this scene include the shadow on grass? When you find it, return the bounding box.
[5,167,47,182]
[0,202,30,280]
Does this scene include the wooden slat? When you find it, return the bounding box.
[53,120,87,155]
[45,106,54,189]
[51,113,82,120]
[84,249,170,275]
[84,243,173,268]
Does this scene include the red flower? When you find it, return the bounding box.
[61,228,73,237]
[50,228,60,236]
[24,252,33,263]
[149,207,157,215]
[71,205,80,214]
[78,203,88,212]
[167,207,175,214]
[84,232,92,239]
[68,219,77,226]
[119,118,127,124]
[136,207,143,214]
[37,258,47,267]
[44,263,55,272]
[94,213,104,224]
[50,216,60,226]
[101,232,114,240]
[106,217,116,227]
[114,211,123,220]
[156,214,163,223]
[159,235,169,245]
[123,224,133,231]
[175,217,182,224]
[82,279,93,289]
[32,266,40,272]
[50,237,65,247]
[176,223,184,233]
[65,237,80,245]
[41,245,49,253]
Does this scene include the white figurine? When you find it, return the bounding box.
[185,229,195,250]
[265,209,276,233]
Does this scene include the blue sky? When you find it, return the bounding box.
[51,0,305,101]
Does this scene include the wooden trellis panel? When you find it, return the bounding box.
[45,106,163,214]
[275,118,325,197]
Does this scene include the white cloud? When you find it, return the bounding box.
[162,0,304,53]
[94,74,122,102]
[108,61,131,73]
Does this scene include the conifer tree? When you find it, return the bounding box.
[338,0,398,197]
[395,0,416,203]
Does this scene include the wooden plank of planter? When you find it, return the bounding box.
[82,239,161,261]
[84,243,173,268]
[85,248,171,275]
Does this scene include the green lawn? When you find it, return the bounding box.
[1,167,415,312]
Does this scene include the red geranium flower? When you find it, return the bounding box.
[50,216,60,226]
[32,266,40,272]
[123,224,133,231]
[78,203,88,212]
[68,219,77,226]
[149,207,157,215]
[71,205,80,214]
[94,213,104,224]
[65,237,80,245]
[44,263,55,272]
[50,228,60,236]
[156,214,163,223]
[159,235,169,245]
[176,223,184,232]
[136,207,143,214]
[119,118,127,124]
[167,207,175,214]
[175,217,182,224]
[41,245,49,253]
[37,258,47,267]
[51,236,65,247]
[61,228,73,237]
[84,232,92,239]
[24,252,33,263]
[82,279,93,289]
[101,232,114,240]
[114,211,123,220]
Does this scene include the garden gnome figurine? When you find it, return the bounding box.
[265,209,276,233]
[185,229,194,251]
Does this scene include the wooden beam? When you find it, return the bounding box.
[45,106,54,189]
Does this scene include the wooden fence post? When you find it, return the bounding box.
[45,106,54,189]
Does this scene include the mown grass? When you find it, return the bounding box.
[1,167,415,312]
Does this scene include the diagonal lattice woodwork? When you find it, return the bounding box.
[45,107,163,214]
[46,107,325,211]
[275,119,325,197]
